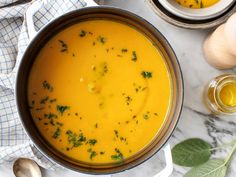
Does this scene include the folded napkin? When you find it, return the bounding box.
[0,0,92,170]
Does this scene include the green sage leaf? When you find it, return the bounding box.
[184,159,227,177]
[172,138,211,167]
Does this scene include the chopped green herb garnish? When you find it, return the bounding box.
[79,30,87,37]
[122,93,132,105]
[121,48,128,53]
[57,105,70,115]
[66,130,86,147]
[143,112,150,120]
[114,130,119,138]
[132,51,137,61]
[142,87,147,91]
[60,49,67,52]
[42,80,53,92]
[133,83,147,92]
[95,123,98,128]
[50,120,55,126]
[89,151,97,160]
[126,96,132,103]
[44,113,57,125]
[78,133,86,142]
[58,40,68,52]
[100,151,105,155]
[66,130,72,135]
[44,113,57,119]
[124,95,132,106]
[88,139,97,146]
[111,155,122,160]
[103,63,108,73]
[40,96,49,104]
[49,98,57,103]
[87,148,97,159]
[97,36,106,44]
[98,62,108,77]
[120,137,127,141]
[111,148,124,161]
[56,122,63,126]
[53,127,61,139]
[141,71,152,79]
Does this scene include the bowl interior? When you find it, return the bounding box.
[16,7,183,174]
[159,0,236,20]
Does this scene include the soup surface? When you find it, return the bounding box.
[175,0,220,8]
[28,19,171,164]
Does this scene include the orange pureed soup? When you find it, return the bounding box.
[28,20,172,164]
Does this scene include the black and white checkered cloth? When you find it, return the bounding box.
[0,0,89,170]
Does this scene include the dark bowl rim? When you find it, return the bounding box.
[148,0,236,29]
[15,6,184,175]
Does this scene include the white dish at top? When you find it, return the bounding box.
[159,0,236,20]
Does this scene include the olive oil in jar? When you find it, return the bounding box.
[205,74,236,115]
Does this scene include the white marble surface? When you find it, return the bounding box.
[1,0,236,177]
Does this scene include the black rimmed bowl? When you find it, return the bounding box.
[148,0,236,29]
[16,6,183,174]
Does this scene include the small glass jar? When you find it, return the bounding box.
[205,74,236,115]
